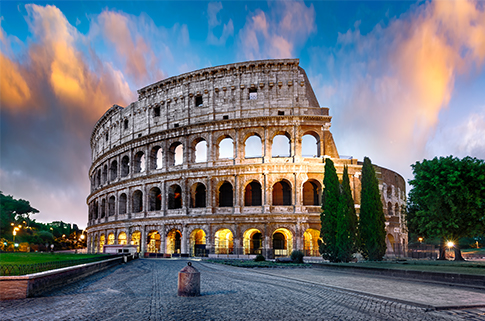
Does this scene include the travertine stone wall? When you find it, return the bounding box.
[86,59,407,258]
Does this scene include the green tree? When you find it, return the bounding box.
[335,166,358,262]
[320,158,340,261]
[0,192,39,237]
[359,157,386,260]
[408,156,485,261]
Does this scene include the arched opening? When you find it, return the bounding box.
[150,146,163,170]
[190,229,206,257]
[191,183,206,208]
[107,233,115,245]
[121,156,130,177]
[243,228,263,255]
[395,203,400,217]
[93,235,98,253]
[96,169,101,187]
[166,229,182,254]
[387,186,392,199]
[133,190,143,213]
[168,184,182,209]
[99,234,105,253]
[303,180,321,206]
[119,193,127,214]
[149,187,162,211]
[134,151,146,173]
[387,234,395,252]
[301,134,320,157]
[108,196,115,216]
[303,229,320,256]
[118,232,127,245]
[147,231,161,253]
[100,199,106,218]
[102,165,108,184]
[244,135,262,158]
[218,181,233,207]
[110,160,118,181]
[272,134,290,157]
[215,228,233,254]
[94,201,99,219]
[273,180,292,205]
[388,202,393,216]
[170,142,183,166]
[272,228,293,257]
[218,137,234,159]
[195,139,207,163]
[131,231,141,252]
[244,181,262,206]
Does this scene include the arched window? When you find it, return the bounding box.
[245,135,262,158]
[108,196,115,216]
[245,181,262,206]
[119,193,127,214]
[273,180,292,205]
[218,137,234,159]
[110,160,118,181]
[170,142,183,166]
[118,232,127,245]
[219,181,233,207]
[94,201,99,219]
[195,140,207,163]
[121,156,130,177]
[96,169,101,187]
[108,233,115,245]
[387,186,392,199]
[149,187,162,211]
[150,146,163,170]
[123,119,129,130]
[133,190,143,213]
[192,183,206,208]
[272,134,290,157]
[395,203,400,217]
[301,134,320,157]
[388,202,393,216]
[134,151,145,173]
[168,184,182,209]
[303,180,321,206]
[102,165,108,184]
[101,199,106,218]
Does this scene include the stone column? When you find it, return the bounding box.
[160,225,166,254]
[181,225,187,255]
[140,226,147,254]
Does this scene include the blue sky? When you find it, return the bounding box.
[1,0,485,228]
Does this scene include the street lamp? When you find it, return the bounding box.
[447,241,454,248]
[418,237,423,243]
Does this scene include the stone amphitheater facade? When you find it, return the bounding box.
[86,58,407,258]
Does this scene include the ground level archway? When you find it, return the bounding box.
[215,228,233,254]
[272,228,293,257]
[243,228,263,255]
[190,229,206,257]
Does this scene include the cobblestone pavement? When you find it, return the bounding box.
[0,259,483,321]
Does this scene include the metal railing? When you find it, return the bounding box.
[0,256,112,276]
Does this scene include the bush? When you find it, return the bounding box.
[291,250,304,263]
[254,254,265,262]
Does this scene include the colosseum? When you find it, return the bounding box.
[86,58,407,259]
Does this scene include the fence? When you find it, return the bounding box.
[0,256,113,276]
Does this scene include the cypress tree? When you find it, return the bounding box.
[320,158,340,261]
[335,166,358,262]
[359,157,386,260]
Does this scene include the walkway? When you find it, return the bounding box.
[1,259,484,320]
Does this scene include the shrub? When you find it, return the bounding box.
[291,250,304,263]
[254,254,265,262]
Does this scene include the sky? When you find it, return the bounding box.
[1,0,485,229]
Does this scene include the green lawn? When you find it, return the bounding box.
[0,252,109,265]
[324,260,485,276]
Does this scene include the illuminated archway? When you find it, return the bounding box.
[215,228,233,254]
[243,228,263,255]
[107,233,115,245]
[387,234,395,252]
[118,232,127,245]
[147,231,161,253]
[166,229,182,254]
[303,229,320,256]
[131,231,141,252]
[190,229,206,257]
[272,228,292,257]
[99,234,105,253]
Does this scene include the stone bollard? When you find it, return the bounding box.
[177,262,200,297]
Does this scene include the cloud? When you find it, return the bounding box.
[238,1,316,60]
[206,2,234,46]
[313,0,485,181]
